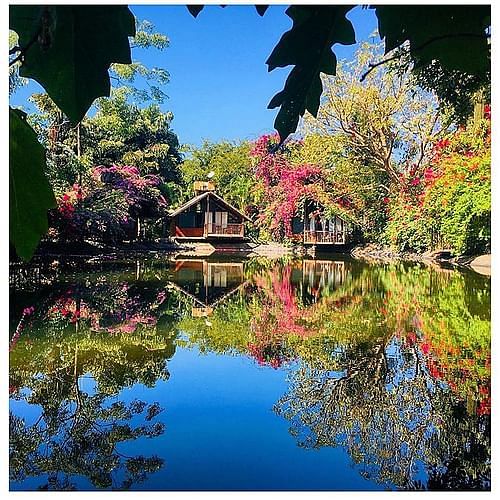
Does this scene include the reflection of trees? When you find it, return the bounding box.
[9,279,180,490]
[10,392,164,490]
[275,337,490,490]
[267,260,491,490]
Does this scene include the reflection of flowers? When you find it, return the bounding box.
[248,265,314,368]
[252,265,311,338]
[400,318,490,417]
[9,306,35,352]
[23,282,170,337]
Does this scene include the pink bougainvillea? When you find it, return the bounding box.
[251,135,352,239]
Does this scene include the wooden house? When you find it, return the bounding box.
[290,200,351,246]
[168,182,251,241]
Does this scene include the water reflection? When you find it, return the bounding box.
[9,255,490,490]
[168,259,247,317]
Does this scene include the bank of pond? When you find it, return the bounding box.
[9,254,490,491]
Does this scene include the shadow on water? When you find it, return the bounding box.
[9,254,490,491]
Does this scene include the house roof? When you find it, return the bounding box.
[168,191,252,221]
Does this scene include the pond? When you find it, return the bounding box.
[9,254,491,491]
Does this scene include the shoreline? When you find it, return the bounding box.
[350,243,491,276]
[10,240,491,277]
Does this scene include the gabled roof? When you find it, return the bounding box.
[168,191,252,221]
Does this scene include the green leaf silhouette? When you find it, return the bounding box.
[9,108,56,261]
[266,6,356,142]
[10,5,136,123]
[376,5,490,74]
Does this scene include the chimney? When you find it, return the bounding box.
[193,180,215,195]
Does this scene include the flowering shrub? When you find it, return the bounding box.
[385,196,434,253]
[421,118,491,254]
[251,134,354,240]
[94,165,167,219]
[385,111,490,254]
[50,164,168,244]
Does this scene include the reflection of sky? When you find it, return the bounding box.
[10,345,385,491]
[115,345,385,491]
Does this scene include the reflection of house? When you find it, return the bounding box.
[289,259,347,305]
[167,259,247,317]
[301,259,346,292]
[168,182,251,241]
[291,200,351,245]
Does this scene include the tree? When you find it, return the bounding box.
[303,42,442,186]
[294,132,390,240]
[110,19,171,104]
[49,165,169,245]
[86,89,182,185]
[251,134,356,241]
[179,140,254,210]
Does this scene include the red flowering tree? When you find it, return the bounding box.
[251,134,355,241]
[386,108,490,254]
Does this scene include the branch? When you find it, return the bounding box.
[360,53,402,82]
[360,32,489,82]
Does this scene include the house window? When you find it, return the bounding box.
[215,211,228,228]
[178,212,197,228]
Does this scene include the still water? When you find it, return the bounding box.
[9,254,491,491]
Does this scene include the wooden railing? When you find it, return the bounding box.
[205,223,244,236]
[304,230,345,244]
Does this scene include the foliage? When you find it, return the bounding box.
[9,6,179,259]
[422,118,491,254]
[9,108,56,260]
[111,19,171,104]
[10,5,135,123]
[375,6,490,75]
[9,30,27,95]
[28,93,90,196]
[10,4,491,259]
[304,42,441,185]
[49,165,168,244]
[386,112,491,254]
[412,60,490,126]
[86,88,182,183]
[179,140,254,210]
[266,6,356,140]
[385,196,433,253]
[295,133,389,240]
[251,134,355,241]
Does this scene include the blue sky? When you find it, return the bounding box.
[11,5,379,147]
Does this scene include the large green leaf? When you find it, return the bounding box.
[10,6,136,123]
[9,108,56,261]
[187,5,204,18]
[375,5,490,75]
[266,6,355,142]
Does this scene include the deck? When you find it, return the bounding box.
[303,230,346,245]
[205,223,244,237]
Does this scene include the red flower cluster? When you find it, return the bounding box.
[484,104,491,120]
